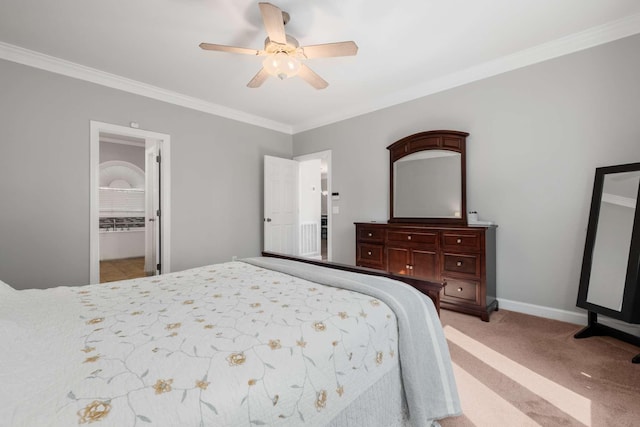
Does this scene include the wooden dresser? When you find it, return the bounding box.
[356,222,497,321]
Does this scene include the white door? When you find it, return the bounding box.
[264,155,299,255]
[144,141,161,275]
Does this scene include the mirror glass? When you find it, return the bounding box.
[393,150,462,218]
[586,170,640,311]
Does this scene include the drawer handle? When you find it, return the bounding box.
[407,235,412,240]
[409,265,413,270]
[456,238,462,244]
[456,261,462,267]
[457,287,463,292]
[367,251,372,256]
[368,233,372,237]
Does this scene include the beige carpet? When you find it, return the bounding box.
[439,309,640,427]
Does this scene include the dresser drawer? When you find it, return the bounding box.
[357,243,384,267]
[442,278,480,304]
[354,222,496,321]
[442,253,480,276]
[357,226,385,242]
[441,230,482,251]
[387,230,438,247]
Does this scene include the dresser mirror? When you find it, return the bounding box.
[388,130,468,224]
[575,162,640,363]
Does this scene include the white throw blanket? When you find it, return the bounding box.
[243,257,461,426]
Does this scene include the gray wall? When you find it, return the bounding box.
[2,33,639,323]
[0,59,292,289]
[292,34,640,316]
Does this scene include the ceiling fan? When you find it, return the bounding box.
[199,2,358,89]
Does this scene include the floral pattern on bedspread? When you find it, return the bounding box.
[61,262,398,426]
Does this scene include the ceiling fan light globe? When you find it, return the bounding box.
[263,52,301,79]
[286,57,301,75]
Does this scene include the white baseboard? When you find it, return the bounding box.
[497,298,587,326]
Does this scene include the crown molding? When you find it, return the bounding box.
[292,12,640,134]
[2,12,640,136]
[0,41,293,135]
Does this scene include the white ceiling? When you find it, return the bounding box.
[2,0,640,134]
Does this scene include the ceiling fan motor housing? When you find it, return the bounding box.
[264,35,300,54]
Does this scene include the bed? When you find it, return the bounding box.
[0,256,460,426]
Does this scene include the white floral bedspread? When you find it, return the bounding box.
[0,261,399,426]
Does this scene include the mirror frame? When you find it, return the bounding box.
[576,162,640,323]
[388,130,468,224]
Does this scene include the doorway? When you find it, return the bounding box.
[295,151,331,261]
[89,121,171,284]
[263,150,331,261]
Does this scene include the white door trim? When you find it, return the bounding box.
[89,121,172,284]
[294,150,332,261]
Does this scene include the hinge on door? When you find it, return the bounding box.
[156,263,161,271]
[156,209,161,217]
[156,154,161,163]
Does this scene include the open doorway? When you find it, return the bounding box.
[295,152,331,261]
[89,122,171,284]
[98,136,146,282]
[263,150,331,261]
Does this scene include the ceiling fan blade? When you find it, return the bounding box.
[298,64,328,90]
[259,2,287,45]
[299,41,358,58]
[199,43,260,56]
[247,68,270,88]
